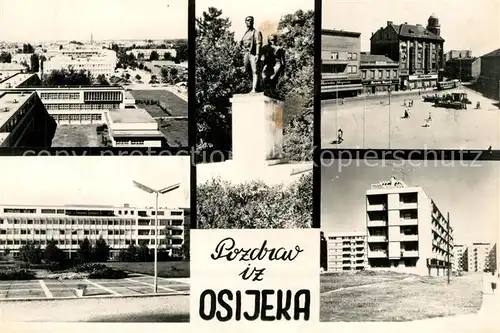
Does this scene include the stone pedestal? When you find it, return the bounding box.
[230,93,284,164]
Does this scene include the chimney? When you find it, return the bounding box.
[404,22,408,24]
[387,21,393,26]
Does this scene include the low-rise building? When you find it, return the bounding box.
[104,108,165,147]
[360,53,400,94]
[127,48,177,60]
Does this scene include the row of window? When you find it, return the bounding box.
[84,91,122,102]
[0,239,182,246]
[0,95,35,134]
[2,218,184,226]
[115,139,146,146]
[322,64,358,74]
[330,52,357,61]
[362,69,399,80]
[3,208,182,216]
[39,93,80,100]
[0,228,182,235]
[45,103,119,111]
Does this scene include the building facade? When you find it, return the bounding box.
[366,177,453,276]
[126,49,177,60]
[326,232,367,272]
[43,47,117,78]
[452,244,468,272]
[370,15,445,90]
[445,50,473,62]
[475,48,500,101]
[360,53,400,94]
[0,204,188,259]
[468,242,492,272]
[321,29,363,98]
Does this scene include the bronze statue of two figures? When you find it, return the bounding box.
[240,16,285,96]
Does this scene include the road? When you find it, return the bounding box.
[322,87,500,150]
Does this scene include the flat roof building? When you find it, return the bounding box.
[366,177,453,276]
[326,232,367,272]
[0,204,188,259]
[453,244,468,272]
[469,242,493,272]
[104,108,165,147]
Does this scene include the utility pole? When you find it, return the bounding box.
[447,212,451,285]
[388,87,391,149]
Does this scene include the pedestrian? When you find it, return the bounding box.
[337,128,343,143]
[428,112,432,121]
[491,272,497,294]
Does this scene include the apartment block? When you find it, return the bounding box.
[326,232,367,272]
[366,177,453,276]
[453,244,468,272]
[0,204,188,259]
[468,242,492,272]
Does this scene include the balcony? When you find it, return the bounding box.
[399,219,418,226]
[368,235,388,243]
[400,234,418,242]
[368,250,388,258]
[367,220,387,227]
[399,202,418,210]
[367,204,386,212]
[402,250,419,257]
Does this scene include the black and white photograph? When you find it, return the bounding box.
[195,0,314,229]
[321,0,500,150]
[320,158,499,331]
[0,0,188,149]
[0,156,190,322]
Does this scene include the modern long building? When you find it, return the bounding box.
[0,204,188,259]
[366,177,453,276]
[126,48,177,60]
[452,244,468,272]
[370,15,445,90]
[321,29,363,98]
[326,232,367,272]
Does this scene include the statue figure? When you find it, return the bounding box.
[240,16,262,93]
[260,34,285,95]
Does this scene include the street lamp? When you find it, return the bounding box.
[133,180,180,293]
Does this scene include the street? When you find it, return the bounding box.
[321,87,500,149]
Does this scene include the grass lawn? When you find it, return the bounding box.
[320,270,410,293]
[51,125,103,147]
[130,90,187,117]
[320,272,483,322]
[103,261,190,278]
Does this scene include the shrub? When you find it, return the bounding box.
[88,267,128,279]
[0,269,36,280]
[72,263,107,273]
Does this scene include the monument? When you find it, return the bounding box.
[232,17,286,165]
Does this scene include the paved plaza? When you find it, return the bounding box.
[321,87,500,149]
[0,273,190,300]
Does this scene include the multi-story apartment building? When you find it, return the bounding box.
[126,49,177,60]
[326,232,367,272]
[370,15,445,90]
[366,177,453,276]
[0,204,188,259]
[489,243,497,274]
[0,91,56,147]
[360,53,400,94]
[453,244,468,272]
[468,242,492,272]
[321,29,363,98]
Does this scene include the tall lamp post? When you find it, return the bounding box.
[133,181,180,293]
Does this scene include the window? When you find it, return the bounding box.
[330,52,339,60]
[378,70,383,79]
[370,70,375,79]
[393,70,398,78]
[386,70,390,78]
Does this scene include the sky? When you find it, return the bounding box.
[323,0,500,56]
[0,0,187,42]
[321,160,499,245]
[196,0,314,38]
[0,156,190,209]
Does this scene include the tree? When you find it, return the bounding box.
[111,43,119,53]
[137,52,145,60]
[96,74,109,86]
[174,40,188,62]
[151,74,157,82]
[0,52,12,63]
[149,50,160,61]
[135,74,142,81]
[23,43,34,53]
[30,54,39,73]
[164,52,173,61]
[77,238,93,263]
[137,242,151,262]
[19,241,43,264]
[125,73,131,80]
[43,68,92,86]
[44,240,65,264]
[161,66,178,84]
[197,172,312,228]
[92,237,110,262]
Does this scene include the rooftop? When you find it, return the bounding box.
[0,92,33,129]
[360,53,398,65]
[0,73,36,89]
[388,23,444,42]
[0,63,26,71]
[0,204,182,211]
[107,108,156,124]
[482,48,500,58]
[326,231,366,238]
[370,177,408,189]
[322,29,361,38]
